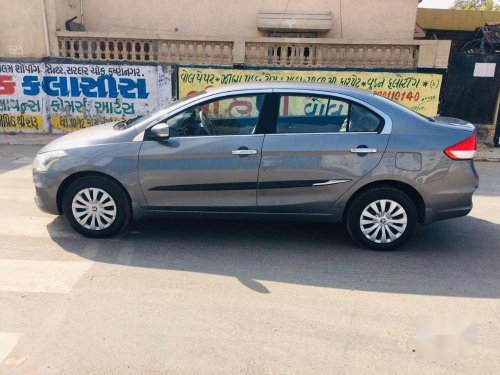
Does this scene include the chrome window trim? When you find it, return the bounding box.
[142,87,393,136]
[137,131,264,143]
[272,88,393,135]
[152,134,265,140]
[265,132,380,136]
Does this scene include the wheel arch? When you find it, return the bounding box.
[343,180,426,224]
[56,171,132,214]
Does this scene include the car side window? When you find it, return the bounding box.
[165,95,265,137]
[348,102,384,132]
[276,95,383,134]
[277,95,349,134]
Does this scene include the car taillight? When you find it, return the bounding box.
[444,134,477,160]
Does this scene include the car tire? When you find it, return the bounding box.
[346,187,417,250]
[62,176,131,238]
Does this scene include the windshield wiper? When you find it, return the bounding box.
[113,116,144,130]
[125,116,143,125]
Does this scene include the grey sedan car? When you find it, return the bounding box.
[33,83,479,250]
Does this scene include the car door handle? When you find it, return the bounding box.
[350,148,378,154]
[232,149,258,156]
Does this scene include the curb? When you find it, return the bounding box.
[0,142,54,146]
[0,135,60,147]
[475,158,500,162]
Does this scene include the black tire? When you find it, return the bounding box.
[62,176,131,238]
[346,187,417,251]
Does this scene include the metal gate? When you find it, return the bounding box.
[440,53,499,125]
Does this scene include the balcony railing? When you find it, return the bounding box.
[157,40,233,65]
[245,42,417,69]
[58,33,234,66]
[56,32,449,69]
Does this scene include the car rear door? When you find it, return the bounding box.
[138,92,270,211]
[257,91,391,213]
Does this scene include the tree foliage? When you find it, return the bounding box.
[450,0,500,10]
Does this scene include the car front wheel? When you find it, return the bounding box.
[346,187,417,250]
[62,176,131,238]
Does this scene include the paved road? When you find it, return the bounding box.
[0,145,499,375]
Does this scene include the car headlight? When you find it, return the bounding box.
[33,150,68,172]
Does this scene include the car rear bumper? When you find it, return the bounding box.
[421,160,478,224]
[423,206,472,224]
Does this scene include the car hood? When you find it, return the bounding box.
[38,122,138,153]
[432,116,476,132]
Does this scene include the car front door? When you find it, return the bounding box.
[138,93,269,211]
[257,91,391,213]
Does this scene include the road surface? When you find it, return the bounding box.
[0,145,499,374]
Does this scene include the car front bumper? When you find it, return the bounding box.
[33,169,61,215]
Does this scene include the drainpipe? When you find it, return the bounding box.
[80,0,84,26]
[40,0,51,56]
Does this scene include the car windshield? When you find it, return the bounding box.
[120,91,207,129]
[375,94,436,122]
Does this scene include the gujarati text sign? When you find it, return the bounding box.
[178,67,442,117]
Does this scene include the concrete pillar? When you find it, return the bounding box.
[233,40,245,65]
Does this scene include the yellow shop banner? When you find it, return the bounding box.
[50,115,125,132]
[0,114,44,131]
[178,67,443,117]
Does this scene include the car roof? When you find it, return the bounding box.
[204,82,375,98]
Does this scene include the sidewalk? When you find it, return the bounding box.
[0,133,61,146]
[1,133,499,161]
[476,143,500,162]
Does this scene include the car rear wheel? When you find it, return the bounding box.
[346,187,417,250]
[62,176,131,238]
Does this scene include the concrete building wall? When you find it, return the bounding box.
[55,0,418,40]
[0,0,63,58]
[0,0,47,58]
[1,0,420,58]
[340,0,418,40]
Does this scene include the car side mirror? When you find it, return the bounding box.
[150,123,170,139]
